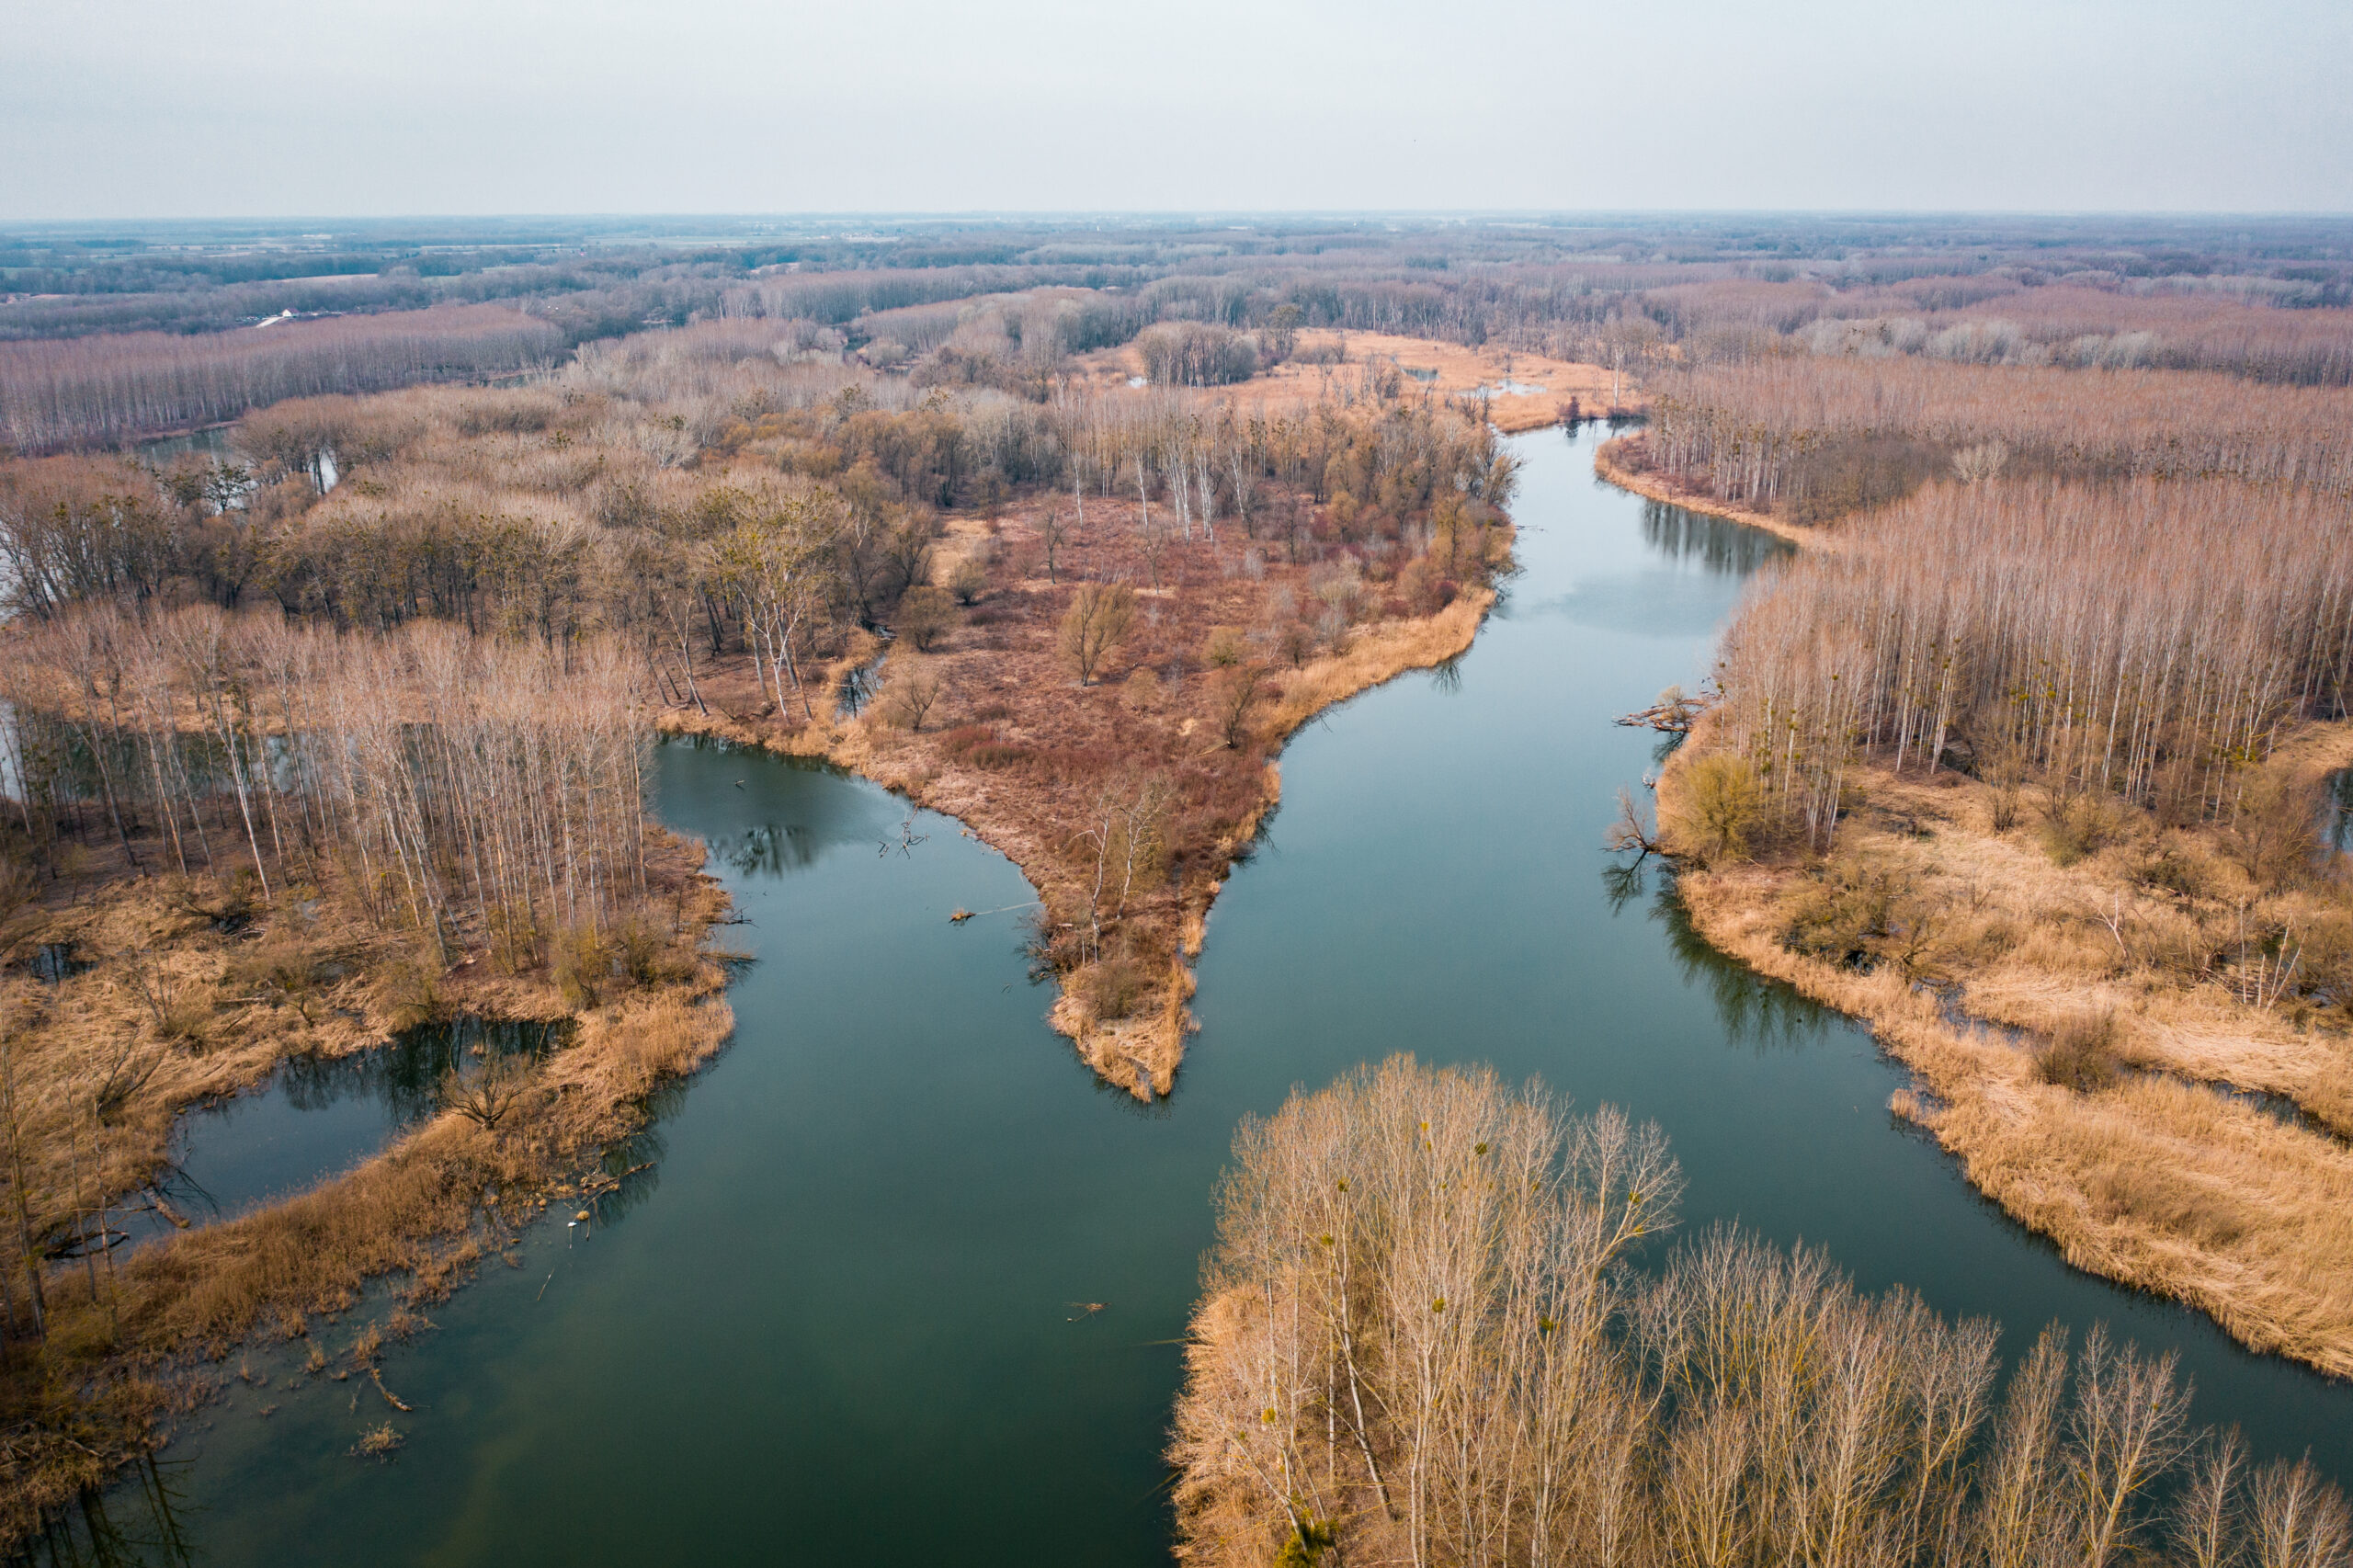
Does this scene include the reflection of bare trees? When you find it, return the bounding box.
[1173,1056,2342,1568]
[438,1053,536,1131]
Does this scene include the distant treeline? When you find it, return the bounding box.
[12,216,2353,454]
[0,305,561,452]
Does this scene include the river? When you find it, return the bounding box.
[75,424,2351,1563]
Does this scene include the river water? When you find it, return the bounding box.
[89,425,2350,1563]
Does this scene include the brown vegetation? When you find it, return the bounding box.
[3,312,1520,1100]
[654,394,1517,1096]
[0,594,728,1539]
[1171,1056,2348,1567]
[0,305,561,453]
[1613,298,2353,1381]
[1635,411,2353,1375]
[1640,357,2353,523]
[1662,722,2353,1380]
[1122,329,1637,435]
[1703,477,2353,849]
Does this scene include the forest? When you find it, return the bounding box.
[1598,260,2353,1393]
[10,213,2353,449]
[1173,1058,2352,1568]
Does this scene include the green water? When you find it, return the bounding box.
[90,426,2350,1563]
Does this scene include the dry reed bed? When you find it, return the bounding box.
[1660,716,2353,1378]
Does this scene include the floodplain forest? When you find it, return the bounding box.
[4,212,2353,1551]
[1602,262,2353,1385]
[1174,1057,2353,1568]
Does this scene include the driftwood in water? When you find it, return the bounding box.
[1616,688,1709,734]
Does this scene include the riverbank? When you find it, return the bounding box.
[1596,434,1833,551]
[1656,707,2353,1377]
[657,531,1504,1099]
[0,830,735,1542]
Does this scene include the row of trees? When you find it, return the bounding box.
[1643,358,2353,519]
[5,604,649,962]
[1173,1057,2350,1568]
[1707,477,2353,848]
[0,305,563,454]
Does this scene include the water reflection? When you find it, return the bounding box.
[1639,497,1795,575]
[11,1454,194,1568]
[1619,861,1843,1053]
[722,822,818,876]
[125,1018,574,1247]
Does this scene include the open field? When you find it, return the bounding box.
[1100,329,1637,433]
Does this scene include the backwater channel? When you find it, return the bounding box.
[78,424,2353,1563]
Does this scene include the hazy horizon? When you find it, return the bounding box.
[6,0,2348,222]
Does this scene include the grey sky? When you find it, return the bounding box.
[5,0,2347,218]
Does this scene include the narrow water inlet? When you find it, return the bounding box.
[107,1017,574,1253]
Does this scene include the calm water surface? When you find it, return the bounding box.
[117,426,2351,1563]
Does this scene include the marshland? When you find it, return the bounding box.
[3,215,2353,1563]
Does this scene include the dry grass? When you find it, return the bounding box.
[1097,330,1636,433]
[1660,714,2353,1376]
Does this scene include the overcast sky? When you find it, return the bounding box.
[5,0,2347,219]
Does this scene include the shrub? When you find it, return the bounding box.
[897,585,955,652]
[2034,1012,2120,1093]
[2039,792,2119,867]
[1209,665,1263,750]
[1080,956,1150,1020]
[2221,765,2325,887]
[879,659,943,732]
[939,724,995,762]
[1677,753,1764,861]
[1782,866,1899,969]
[1059,581,1136,685]
[379,949,443,1030]
[551,925,609,1010]
[2133,845,2208,900]
[1202,625,1246,668]
[947,557,988,606]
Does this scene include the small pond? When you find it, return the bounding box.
[114,1018,573,1252]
